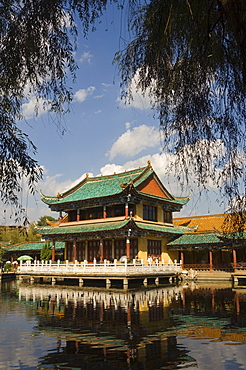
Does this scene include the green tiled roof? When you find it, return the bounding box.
[218,230,246,240]
[36,220,130,236]
[0,241,10,248]
[136,190,189,205]
[41,166,151,205]
[41,165,189,208]
[135,221,186,235]
[167,233,224,247]
[36,218,190,239]
[6,241,65,252]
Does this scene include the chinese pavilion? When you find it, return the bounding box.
[36,162,191,263]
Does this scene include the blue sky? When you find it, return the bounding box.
[1,5,227,224]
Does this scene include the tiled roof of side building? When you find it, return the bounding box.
[173,214,226,233]
[5,241,65,252]
[168,233,224,247]
[0,241,11,247]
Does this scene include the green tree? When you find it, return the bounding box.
[0,246,4,260]
[0,226,27,244]
[0,223,40,244]
[36,216,58,227]
[40,242,52,261]
[27,222,41,241]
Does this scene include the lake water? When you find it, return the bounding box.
[0,280,246,370]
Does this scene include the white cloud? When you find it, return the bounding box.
[40,172,95,196]
[125,121,131,130]
[100,152,174,188]
[102,83,112,88]
[79,51,93,63]
[117,69,154,110]
[107,124,160,160]
[74,86,95,102]
[99,163,127,176]
[21,97,50,120]
[28,172,95,222]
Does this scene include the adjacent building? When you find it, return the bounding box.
[4,241,65,261]
[170,214,246,269]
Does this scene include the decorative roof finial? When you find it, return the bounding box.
[86,173,89,179]
[147,160,151,167]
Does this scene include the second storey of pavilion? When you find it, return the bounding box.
[40,162,189,225]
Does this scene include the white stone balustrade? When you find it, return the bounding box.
[18,259,182,276]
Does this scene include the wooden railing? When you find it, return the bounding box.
[231,262,246,270]
[18,259,182,276]
[183,263,236,271]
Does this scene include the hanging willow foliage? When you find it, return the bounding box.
[115,0,246,231]
[0,0,112,222]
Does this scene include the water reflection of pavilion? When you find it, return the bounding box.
[16,284,246,369]
[19,284,197,369]
[18,284,181,309]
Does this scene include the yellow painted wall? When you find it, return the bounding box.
[135,202,143,220]
[135,202,163,223]
[138,237,147,261]
[137,235,178,263]
[157,204,163,222]
[161,236,179,263]
[166,249,179,263]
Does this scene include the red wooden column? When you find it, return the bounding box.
[126,230,131,258]
[85,240,88,261]
[51,241,56,262]
[73,241,77,262]
[125,203,129,218]
[180,251,184,268]
[235,291,240,315]
[209,250,213,272]
[103,206,107,219]
[233,249,237,272]
[211,287,215,310]
[100,240,104,261]
[77,209,80,222]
